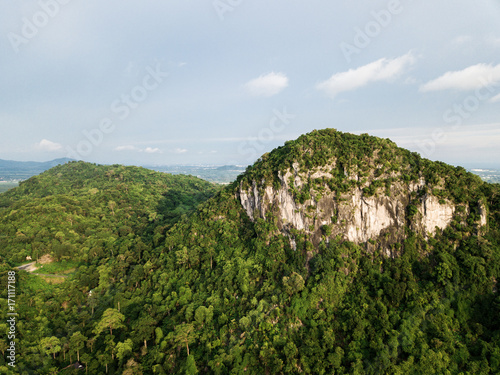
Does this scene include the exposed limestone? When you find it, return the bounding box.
[419,195,455,236]
[237,165,486,255]
[479,203,488,227]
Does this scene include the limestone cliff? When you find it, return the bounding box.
[236,130,488,255]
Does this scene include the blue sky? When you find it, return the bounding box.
[1,0,499,168]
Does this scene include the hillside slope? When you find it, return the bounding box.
[149,129,500,374]
[1,130,500,374]
[0,161,220,265]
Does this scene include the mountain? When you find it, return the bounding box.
[1,129,499,374]
[237,129,487,251]
[0,157,74,181]
[145,164,246,184]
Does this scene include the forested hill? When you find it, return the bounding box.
[0,161,220,264]
[1,130,500,374]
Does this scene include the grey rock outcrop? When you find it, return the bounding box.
[237,163,486,255]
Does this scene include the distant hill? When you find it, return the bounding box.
[0,158,246,184]
[0,161,220,263]
[145,164,246,183]
[2,157,496,185]
[0,157,74,181]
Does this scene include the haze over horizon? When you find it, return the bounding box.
[1,1,499,168]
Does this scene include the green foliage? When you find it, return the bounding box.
[0,161,219,265]
[0,182,18,194]
[40,336,61,359]
[70,331,87,362]
[98,308,125,336]
[116,339,134,363]
[0,132,499,374]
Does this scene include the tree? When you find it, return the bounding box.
[60,337,69,362]
[116,339,133,363]
[88,292,98,316]
[97,351,112,374]
[122,358,143,375]
[186,354,199,375]
[155,327,163,345]
[70,331,87,362]
[108,200,116,215]
[133,315,156,349]
[105,336,117,360]
[80,353,91,374]
[87,336,96,353]
[194,306,213,328]
[283,272,305,296]
[40,336,61,359]
[94,308,125,337]
[173,323,198,356]
[0,340,8,356]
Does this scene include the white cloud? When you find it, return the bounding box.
[144,147,162,154]
[115,145,162,153]
[452,35,473,45]
[420,63,500,92]
[36,139,63,151]
[403,76,417,85]
[353,123,500,157]
[244,72,289,97]
[173,148,187,154]
[115,145,139,151]
[486,35,500,47]
[316,52,416,98]
[490,93,500,103]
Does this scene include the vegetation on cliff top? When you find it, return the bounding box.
[239,129,485,205]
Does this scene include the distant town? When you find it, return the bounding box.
[470,169,500,184]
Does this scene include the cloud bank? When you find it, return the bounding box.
[244,72,289,97]
[36,139,63,152]
[420,63,500,92]
[316,52,415,98]
[115,145,162,153]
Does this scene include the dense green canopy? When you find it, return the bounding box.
[1,130,499,374]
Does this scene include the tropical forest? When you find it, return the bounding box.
[1,129,500,374]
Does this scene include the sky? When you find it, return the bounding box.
[1,0,499,168]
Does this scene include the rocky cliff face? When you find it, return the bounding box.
[237,162,486,256]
